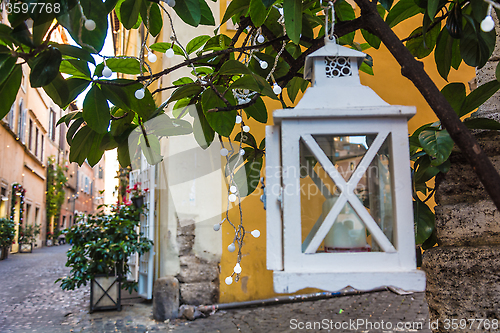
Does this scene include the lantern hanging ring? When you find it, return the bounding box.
[321,0,336,41]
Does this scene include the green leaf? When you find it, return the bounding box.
[57,111,83,127]
[199,0,216,26]
[244,96,268,123]
[0,54,17,86]
[219,60,253,75]
[120,0,142,29]
[201,88,236,137]
[235,132,257,148]
[460,20,495,68]
[203,34,232,52]
[361,29,381,49]
[427,0,446,19]
[230,74,279,100]
[100,80,156,120]
[117,141,131,167]
[460,80,500,117]
[413,200,435,245]
[233,158,263,197]
[140,134,163,165]
[186,35,211,54]
[419,129,454,166]
[286,77,305,103]
[335,1,355,45]
[167,84,203,103]
[149,42,184,55]
[140,2,162,37]
[29,47,62,88]
[0,65,22,120]
[463,118,500,130]
[51,43,95,65]
[250,0,269,27]
[434,27,453,80]
[221,0,250,25]
[385,0,423,28]
[406,23,441,59]
[69,126,96,166]
[87,133,105,167]
[379,0,393,11]
[440,82,466,116]
[67,118,84,146]
[105,58,145,75]
[173,0,202,27]
[283,0,302,44]
[83,85,111,134]
[59,59,91,79]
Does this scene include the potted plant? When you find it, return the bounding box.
[0,218,15,260]
[46,232,53,246]
[18,224,41,253]
[57,203,152,313]
[126,182,148,209]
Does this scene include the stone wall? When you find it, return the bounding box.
[422,132,500,332]
[176,218,219,306]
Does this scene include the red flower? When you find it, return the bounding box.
[144,188,149,192]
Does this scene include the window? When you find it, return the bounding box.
[48,108,56,141]
[59,124,66,150]
[40,135,44,161]
[6,103,15,129]
[17,99,26,142]
[35,127,39,156]
[98,166,103,179]
[28,119,33,150]
[25,204,31,226]
[84,176,90,194]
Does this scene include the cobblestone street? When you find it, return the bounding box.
[0,245,432,333]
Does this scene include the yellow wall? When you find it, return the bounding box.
[218,4,475,303]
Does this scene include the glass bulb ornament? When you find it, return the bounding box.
[257,34,265,43]
[230,185,237,193]
[135,88,145,100]
[166,0,176,7]
[260,61,268,69]
[148,52,157,63]
[251,230,261,238]
[165,48,175,58]
[234,263,242,274]
[273,84,282,95]
[481,15,495,32]
[213,223,221,231]
[239,149,245,156]
[235,115,242,124]
[243,125,250,132]
[102,66,113,78]
[220,148,229,156]
[228,194,237,202]
[228,243,236,252]
[84,19,96,31]
[225,276,233,285]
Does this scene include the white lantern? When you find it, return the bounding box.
[265,38,425,293]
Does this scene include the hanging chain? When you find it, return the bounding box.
[321,0,336,41]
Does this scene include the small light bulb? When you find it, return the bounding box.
[273,84,282,95]
[239,149,245,156]
[257,35,265,43]
[135,88,145,99]
[230,185,237,193]
[102,66,112,78]
[165,48,175,58]
[251,230,260,238]
[228,194,237,202]
[166,0,176,7]
[225,276,233,285]
[243,89,249,95]
[481,15,495,32]
[220,148,229,156]
[260,61,268,69]
[148,52,157,63]
[228,243,236,252]
[84,19,96,31]
[243,125,250,132]
[213,223,221,231]
[235,115,242,124]
[234,263,242,274]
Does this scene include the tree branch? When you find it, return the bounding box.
[207,94,259,112]
[355,0,500,211]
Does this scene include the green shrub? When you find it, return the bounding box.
[0,218,16,248]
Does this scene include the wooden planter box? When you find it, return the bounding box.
[90,275,122,313]
[19,243,33,253]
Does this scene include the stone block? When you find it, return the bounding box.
[177,220,195,236]
[180,282,218,305]
[177,235,194,256]
[422,246,500,331]
[153,276,179,321]
[177,255,218,283]
[435,200,500,246]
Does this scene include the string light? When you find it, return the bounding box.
[228,243,236,252]
[147,51,157,63]
[251,230,260,238]
[243,125,250,132]
[235,115,242,124]
[481,1,497,32]
[135,88,145,100]
[102,66,113,78]
[84,19,96,31]
[225,276,233,285]
[233,263,242,274]
[220,148,229,156]
[257,35,265,43]
[165,48,175,58]
[230,185,237,193]
[273,83,282,95]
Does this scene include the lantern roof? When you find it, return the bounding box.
[304,38,366,80]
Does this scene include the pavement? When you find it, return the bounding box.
[0,244,432,333]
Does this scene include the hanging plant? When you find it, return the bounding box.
[46,156,67,239]
[10,183,25,245]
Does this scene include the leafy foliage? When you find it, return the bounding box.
[0,218,16,248]
[57,204,153,293]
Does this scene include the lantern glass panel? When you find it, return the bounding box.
[299,133,395,254]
